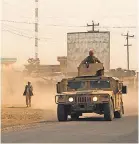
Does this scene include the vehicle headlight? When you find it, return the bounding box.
[93,96,98,101]
[69,97,74,102]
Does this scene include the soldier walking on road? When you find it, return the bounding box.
[23,82,33,107]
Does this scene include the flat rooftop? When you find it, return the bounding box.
[1,58,17,64]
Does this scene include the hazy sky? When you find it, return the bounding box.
[1,0,137,70]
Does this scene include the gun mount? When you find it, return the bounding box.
[77,63,104,77]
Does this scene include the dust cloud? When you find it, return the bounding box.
[2,67,57,121]
[123,86,138,116]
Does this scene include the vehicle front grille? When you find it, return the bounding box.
[75,95,91,103]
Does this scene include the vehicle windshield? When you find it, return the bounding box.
[68,81,86,90]
[90,80,110,89]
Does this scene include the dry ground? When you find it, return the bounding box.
[2,106,45,128]
[2,105,57,129]
[1,69,57,129]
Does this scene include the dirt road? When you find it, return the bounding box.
[1,114,138,143]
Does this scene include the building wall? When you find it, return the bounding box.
[67,32,110,72]
[1,58,17,70]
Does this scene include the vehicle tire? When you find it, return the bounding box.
[114,103,123,118]
[122,105,124,114]
[104,99,114,121]
[57,104,68,121]
[71,113,79,121]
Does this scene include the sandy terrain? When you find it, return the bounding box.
[2,107,45,128]
[1,68,57,129]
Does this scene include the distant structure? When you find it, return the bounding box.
[1,58,17,69]
[24,56,67,77]
[57,56,67,74]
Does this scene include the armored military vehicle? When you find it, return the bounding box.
[55,63,127,121]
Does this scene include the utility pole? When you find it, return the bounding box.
[35,0,39,59]
[87,20,99,32]
[122,32,134,70]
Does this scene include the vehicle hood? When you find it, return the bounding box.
[61,90,113,96]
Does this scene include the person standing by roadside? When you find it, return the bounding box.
[23,82,33,107]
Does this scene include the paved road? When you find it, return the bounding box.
[2,114,138,143]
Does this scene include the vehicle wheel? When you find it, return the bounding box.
[122,105,124,114]
[71,113,79,121]
[114,103,123,118]
[104,99,114,121]
[57,104,68,121]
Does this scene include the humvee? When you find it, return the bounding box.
[55,63,127,121]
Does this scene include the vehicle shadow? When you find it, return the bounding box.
[36,115,138,124]
[70,116,104,121]
[78,117,104,121]
[70,115,138,122]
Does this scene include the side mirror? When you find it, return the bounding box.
[122,86,127,94]
[56,82,60,93]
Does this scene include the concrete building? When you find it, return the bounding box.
[24,56,68,76]
[1,58,17,69]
